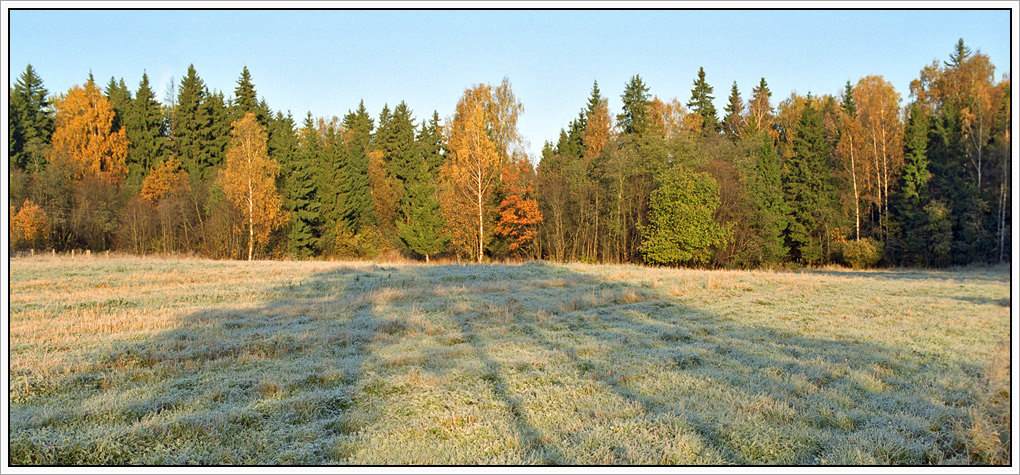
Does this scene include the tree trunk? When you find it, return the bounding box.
[248,179,254,261]
[477,174,483,264]
[880,121,889,219]
[850,134,860,241]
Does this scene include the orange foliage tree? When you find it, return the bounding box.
[50,79,129,183]
[140,156,190,206]
[582,96,613,160]
[218,112,286,260]
[441,79,525,263]
[11,199,51,250]
[494,158,543,255]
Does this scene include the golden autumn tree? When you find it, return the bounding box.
[494,158,543,255]
[11,199,51,250]
[836,82,864,241]
[50,79,129,183]
[582,96,612,160]
[218,112,286,261]
[855,75,904,228]
[441,101,500,262]
[367,148,398,235]
[440,80,525,263]
[140,156,190,206]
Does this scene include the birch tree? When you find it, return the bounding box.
[219,112,286,260]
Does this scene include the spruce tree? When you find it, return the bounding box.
[205,89,231,172]
[782,97,833,264]
[617,75,652,136]
[585,80,602,122]
[722,81,744,140]
[687,67,719,134]
[173,65,213,178]
[284,112,320,258]
[890,103,932,265]
[336,100,376,232]
[232,66,259,119]
[841,81,856,117]
[420,111,446,172]
[105,77,132,133]
[397,115,449,262]
[739,137,788,267]
[319,118,344,241]
[125,72,167,184]
[10,64,54,171]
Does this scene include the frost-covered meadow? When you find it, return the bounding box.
[7,256,1011,465]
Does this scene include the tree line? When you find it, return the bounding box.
[8,39,1011,268]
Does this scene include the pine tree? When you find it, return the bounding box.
[687,67,719,134]
[10,64,54,171]
[722,81,745,140]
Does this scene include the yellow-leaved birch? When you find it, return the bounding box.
[219,113,286,260]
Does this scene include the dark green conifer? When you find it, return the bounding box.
[687,67,719,134]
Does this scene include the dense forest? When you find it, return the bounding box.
[7,39,1012,268]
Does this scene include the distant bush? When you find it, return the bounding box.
[334,224,390,260]
[11,199,51,250]
[841,238,883,269]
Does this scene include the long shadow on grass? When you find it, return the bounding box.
[9,263,389,464]
[305,262,996,465]
[9,261,1004,465]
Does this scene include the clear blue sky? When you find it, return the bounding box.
[6,8,1014,159]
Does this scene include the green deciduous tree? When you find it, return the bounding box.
[640,167,729,266]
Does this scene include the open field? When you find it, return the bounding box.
[6,256,1012,465]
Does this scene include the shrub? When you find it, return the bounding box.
[842,238,883,269]
[334,224,389,260]
[11,199,51,250]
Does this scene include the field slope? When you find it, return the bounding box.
[7,256,1011,465]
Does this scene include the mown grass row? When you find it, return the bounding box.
[7,256,1011,465]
